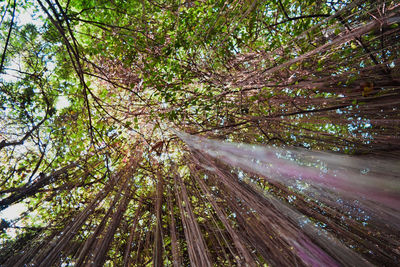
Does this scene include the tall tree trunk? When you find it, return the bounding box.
[123,199,143,267]
[168,192,181,267]
[153,173,164,267]
[91,177,132,266]
[175,173,212,267]
[193,169,256,266]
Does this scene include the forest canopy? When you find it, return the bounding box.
[0,0,400,266]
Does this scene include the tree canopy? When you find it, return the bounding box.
[0,0,400,266]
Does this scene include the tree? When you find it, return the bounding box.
[1,0,399,266]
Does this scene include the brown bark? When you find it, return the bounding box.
[153,173,164,267]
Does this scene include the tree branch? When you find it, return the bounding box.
[264,14,330,28]
[0,0,16,74]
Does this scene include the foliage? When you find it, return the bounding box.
[0,0,400,266]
